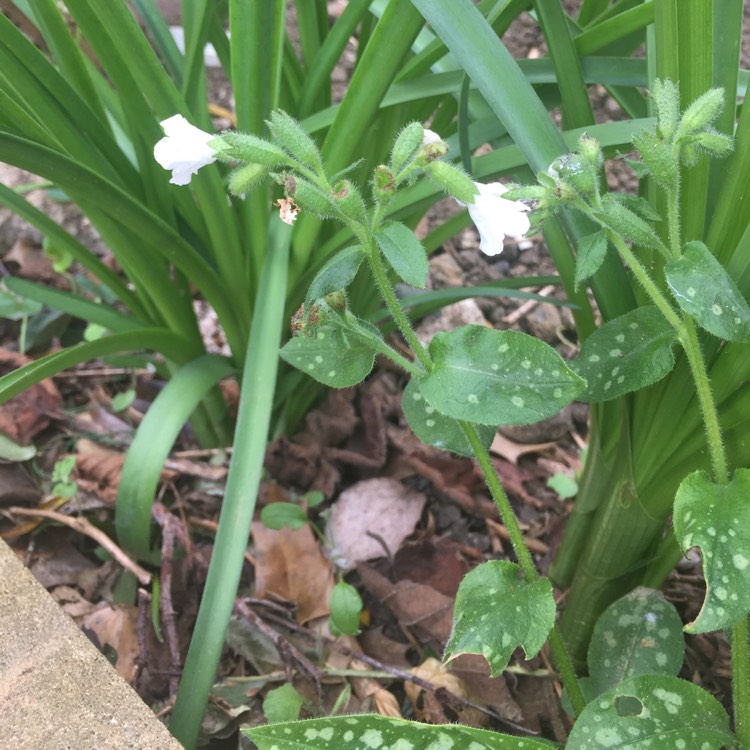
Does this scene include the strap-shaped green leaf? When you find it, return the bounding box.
[420,325,585,425]
[247,714,557,749]
[446,561,556,676]
[280,324,375,388]
[570,306,676,402]
[567,675,733,749]
[588,587,684,696]
[375,221,429,289]
[673,468,750,633]
[402,377,496,456]
[116,355,235,559]
[666,240,750,342]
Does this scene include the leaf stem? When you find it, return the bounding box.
[732,616,750,746]
[461,420,586,715]
[364,236,433,373]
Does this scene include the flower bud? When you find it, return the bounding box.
[217,132,291,167]
[267,110,324,173]
[228,162,268,196]
[373,165,395,200]
[676,87,725,140]
[693,130,733,158]
[332,179,367,223]
[651,79,680,140]
[390,122,427,174]
[578,134,603,170]
[291,178,335,218]
[426,161,477,203]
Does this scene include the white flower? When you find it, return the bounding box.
[154,115,219,185]
[459,182,530,256]
[422,128,443,146]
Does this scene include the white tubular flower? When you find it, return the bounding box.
[154,115,219,185]
[459,182,531,257]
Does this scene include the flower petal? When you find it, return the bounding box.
[154,115,219,185]
[463,182,530,256]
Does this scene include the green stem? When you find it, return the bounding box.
[733,617,750,747]
[365,238,433,373]
[679,316,728,485]
[605,230,684,333]
[461,420,585,715]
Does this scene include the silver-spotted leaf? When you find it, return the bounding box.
[305,245,364,310]
[280,325,375,388]
[588,587,684,696]
[445,561,556,676]
[375,222,429,288]
[666,240,750,341]
[401,377,496,456]
[247,713,557,749]
[566,675,733,749]
[420,326,585,425]
[673,469,750,633]
[570,306,676,402]
[574,229,608,290]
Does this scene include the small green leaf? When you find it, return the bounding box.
[280,324,376,388]
[111,389,136,413]
[375,222,429,289]
[0,433,36,462]
[262,684,305,724]
[401,377,496,457]
[666,240,750,342]
[546,473,578,499]
[260,502,308,531]
[305,245,365,310]
[329,581,362,636]
[445,561,556,676]
[574,230,608,290]
[247,713,557,749]
[601,194,661,248]
[570,306,677,402]
[588,587,685,697]
[674,469,750,633]
[268,110,324,172]
[566,675,733,749]
[0,289,42,319]
[419,326,585,425]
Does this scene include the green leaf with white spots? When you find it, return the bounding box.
[445,561,556,676]
[574,230,608,291]
[566,675,733,749]
[419,326,585,426]
[666,240,750,342]
[305,245,364,311]
[401,377,496,457]
[588,587,685,697]
[570,306,677,402]
[673,469,750,633]
[280,323,375,388]
[246,713,557,749]
[375,222,429,289]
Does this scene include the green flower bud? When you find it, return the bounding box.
[215,132,290,167]
[693,129,734,158]
[332,179,367,223]
[632,129,679,187]
[578,134,603,170]
[267,110,324,173]
[426,161,477,203]
[292,177,335,218]
[228,162,268,196]
[558,153,598,198]
[373,165,395,200]
[390,122,426,174]
[676,87,725,140]
[651,79,680,140]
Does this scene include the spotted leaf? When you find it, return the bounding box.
[673,469,750,633]
[666,240,750,341]
[419,325,585,425]
[570,306,676,402]
[445,561,556,676]
[566,675,733,749]
[280,323,375,388]
[401,377,496,456]
[588,587,684,696]
[247,713,557,749]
